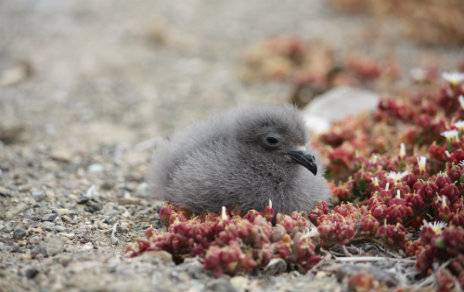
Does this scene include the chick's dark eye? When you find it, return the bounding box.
[263,135,281,148]
[266,137,279,145]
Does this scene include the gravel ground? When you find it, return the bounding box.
[0,1,462,291]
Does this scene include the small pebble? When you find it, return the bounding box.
[29,235,42,245]
[54,225,66,232]
[42,222,55,231]
[85,200,103,213]
[137,251,173,265]
[178,258,204,279]
[31,190,46,201]
[25,267,39,279]
[59,255,72,267]
[30,245,48,258]
[61,215,74,223]
[55,208,73,216]
[50,149,72,163]
[0,186,12,197]
[61,233,75,239]
[13,228,27,240]
[136,182,149,197]
[100,181,115,190]
[44,236,65,256]
[10,243,22,253]
[230,276,249,292]
[205,278,236,292]
[42,212,58,222]
[263,258,288,275]
[88,163,104,173]
[77,196,103,213]
[82,242,93,250]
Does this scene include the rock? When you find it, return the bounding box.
[0,124,25,144]
[61,233,75,240]
[24,267,39,279]
[5,203,28,219]
[10,243,22,253]
[44,236,64,256]
[58,255,72,267]
[29,235,42,245]
[0,186,12,197]
[0,242,8,252]
[13,228,27,240]
[136,250,173,266]
[60,215,75,224]
[151,271,178,291]
[100,181,115,190]
[84,185,99,198]
[85,200,103,213]
[4,221,17,232]
[30,245,48,258]
[205,278,236,292]
[77,196,103,213]
[136,182,149,197]
[177,258,204,279]
[0,61,32,87]
[337,265,398,287]
[81,242,94,250]
[55,208,73,216]
[88,164,104,173]
[230,276,249,292]
[302,86,378,133]
[77,196,90,204]
[31,190,46,202]
[42,212,58,222]
[263,258,288,275]
[54,225,66,232]
[50,148,73,163]
[42,222,55,231]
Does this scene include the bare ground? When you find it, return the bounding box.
[0,1,463,291]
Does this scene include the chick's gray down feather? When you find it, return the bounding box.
[149,105,330,213]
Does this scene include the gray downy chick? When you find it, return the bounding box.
[149,105,330,213]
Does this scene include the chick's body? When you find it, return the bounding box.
[150,106,330,213]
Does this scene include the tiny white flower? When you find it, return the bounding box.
[442,72,464,86]
[440,196,448,207]
[399,143,406,159]
[459,160,464,167]
[441,130,459,142]
[421,220,447,234]
[372,177,379,187]
[387,171,409,182]
[459,95,464,110]
[396,190,401,198]
[454,120,464,131]
[385,182,390,191]
[445,150,451,158]
[417,156,427,172]
[268,199,272,209]
[221,206,228,220]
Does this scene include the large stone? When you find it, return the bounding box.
[302,86,378,134]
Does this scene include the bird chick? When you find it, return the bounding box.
[149,105,330,213]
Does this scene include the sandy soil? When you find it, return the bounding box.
[0,1,462,291]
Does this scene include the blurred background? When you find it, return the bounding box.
[1,0,463,151]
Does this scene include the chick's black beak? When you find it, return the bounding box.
[287,150,318,175]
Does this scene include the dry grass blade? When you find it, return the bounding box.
[335,256,416,263]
